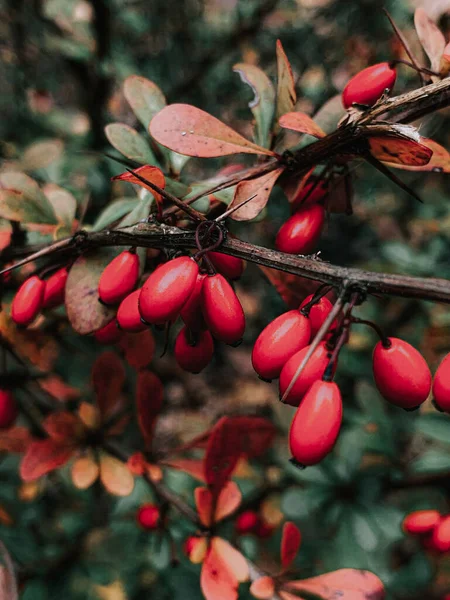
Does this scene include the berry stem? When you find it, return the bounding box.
[383,8,425,86]
[351,317,391,347]
[300,283,332,316]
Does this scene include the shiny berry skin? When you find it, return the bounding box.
[279,342,332,407]
[432,353,450,413]
[0,390,17,429]
[11,275,45,327]
[43,267,68,309]
[136,503,160,530]
[275,204,325,255]
[139,257,199,325]
[300,294,334,338]
[180,273,207,332]
[372,338,431,409]
[430,515,450,552]
[235,510,259,535]
[342,62,397,109]
[252,311,311,381]
[208,252,244,281]
[402,510,441,536]
[201,274,245,346]
[174,327,214,373]
[98,250,140,305]
[117,289,146,333]
[289,380,342,466]
[291,179,328,213]
[94,319,122,344]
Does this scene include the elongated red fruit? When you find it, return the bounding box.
[174,326,214,373]
[0,389,17,429]
[342,62,397,108]
[43,267,68,309]
[117,289,146,333]
[252,311,311,381]
[98,250,140,305]
[201,274,245,345]
[11,275,45,327]
[291,179,328,213]
[430,515,450,552]
[275,204,325,255]
[289,380,342,466]
[300,294,334,338]
[432,353,450,413]
[208,252,244,281]
[402,510,441,536]
[279,342,332,406]
[372,338,431,409]
[180,273,207,332]
[139,256,199,324]
[94,319,122,344]
[137,503,160,530]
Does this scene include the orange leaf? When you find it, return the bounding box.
[99,454,135,496]
[276,40,296,121]
[281,522,302,570]
[228,168,285,221]
[71,454,99,489]
[201,544,240,600]
[204,417,242,494]
[92,351,126,422]
[43,412,82,443]
[368,136,432,166]
[227,416,276,458]
[414,8,446,74]
[279,112,326,138]
[215,481,242,522]
[136,370,163,448]
[127,451,147,476]
[250,576,275,599]
[0,427,32,453]
[150,104,275,158]
[258,265,324,309]
[118,329,155,370]
[212,537,249,582]
[39,375,81,402]
[195,486,214,527]
[160,458,206,482]
[284,568,385,600]
[112,165,165,203]
[385,137,450,173]
[20,439,73,481]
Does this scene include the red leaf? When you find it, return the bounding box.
[279,112,326,139]
[204,417,243,494]
[250,576,275,599]
[39,375,81,402]
[43,412,82,443]
[201,544,240,600]
[150,104,275,158]
[20,439,73,481]
[283,568,385,600]
[212,537,248,582]
[136,370,164,449]
[215,481,242,522]
[258,265,325,309]
[385,137,450,173]
[414,8,446,73]
[195,486,214,527]
[281,522,302,570]
[276,40,296,121]
[112,165,165,203]
[0,427,32,453]
[118,329,155,370]
[228,168,285,221]
[368,136,432,166]
[227,416,276,457]
[92,351,126,421]
[160,458,206,482]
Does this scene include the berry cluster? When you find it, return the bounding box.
[403,510,450,553]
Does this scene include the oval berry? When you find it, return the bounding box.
[94,319,122,344]
[372,338,431,409]
[175,327,214,373]
[139,257,199,325]
[289,380,342,466]
[235,510,259,535]
[136,503,160,530]
[279,342,333,407]
[275,204,325,255]
[201,274,245,346]
[117,289,146,333]
[432,353,450,413]
[431,515,450,553]
[402,510,441,536]
[180,273,207,332]
[98,250,140,305]
[300,294,334,338]
[43,267,68,309]
[11,275,45,327]
[342,62,397,109]
[252,311,311,381]
[0,389,17,429]
[208,252,244,281]
[291,179,328,213]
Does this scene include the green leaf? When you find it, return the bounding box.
[123,75,166,130]
[410,448,450,474]
[414,413,450,445]
[0,172,57,225]
[92,197,140,232]
[105,123,157,164]
[20,580,48,600]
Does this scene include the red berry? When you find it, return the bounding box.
[11,275,45,327]
[98,250,140,305]
[252,311,311,381]
[0,390,17,429]
[432,353,450,413]
[136,503,160,530]
[235,510,259,535]
[180,273,207,332]
[94,319,122,344]
[289,380,342,466]
[300,294,334,338]
[275,204,325,255]
[208,252,244,281]
[342,62,397,109]
[139,257,199,324]
[372,338,431,409]
[201,274,245,346]
[117,289,146,333]
[43,267,68,309]
[174,326,214,373]
[402,510,441,536]
[279,342,333,407]
[291,179,328,213]
[430,515,450,553]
